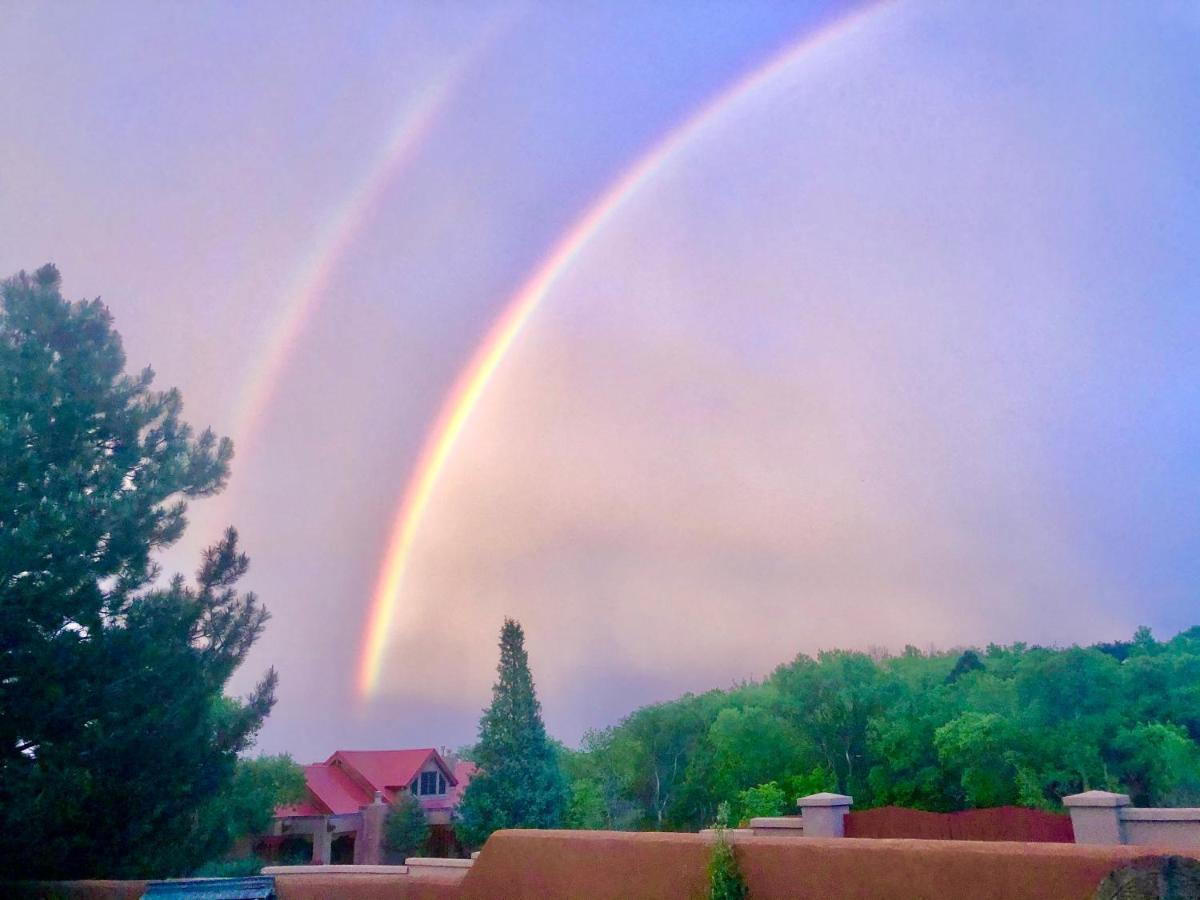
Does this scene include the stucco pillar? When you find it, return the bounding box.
[1063,790,1130,845]
[797,792,853,838]
[356,791,389,865]
[311,819,332,864]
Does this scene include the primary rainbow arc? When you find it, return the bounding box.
[356,2,891,699]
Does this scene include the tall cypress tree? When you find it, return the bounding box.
[455,618,567,847]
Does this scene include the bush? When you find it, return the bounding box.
[708,802,749,900]
[192,856,264,878]
[384,793,430,858]
[565,779,607,829]
[736,782,787,824]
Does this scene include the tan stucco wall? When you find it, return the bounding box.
[17,830,1200,900]
[461,830,1200,900]
[1123,818,1200,847]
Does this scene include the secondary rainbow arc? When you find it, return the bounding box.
[356,1,892,699]
[229,18,511,457]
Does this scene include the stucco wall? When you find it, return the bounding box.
[462,830,1200,900]
[5,873,460,900]
[14,831,1200,900]
[1122,811,1200,848]
[462,831,711,900]
[3,882,147,899]
[274,871,462,900]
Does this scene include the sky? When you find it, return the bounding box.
[2,0,1199,762]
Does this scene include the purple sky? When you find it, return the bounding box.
[3,1,1200,763]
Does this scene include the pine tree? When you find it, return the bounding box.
[384,793,431,859]
[0,266,277,878]
[455,618,567,847]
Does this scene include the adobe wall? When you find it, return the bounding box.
[274,871,462,899]
[461,830,1200,900]
[1122,816,1200,848]
[462,831,711,900]
[3,882,147,900]
[5,873,460,900]
[735,836,1199,900]
[1066,791,1200,847]
[15,831,1200,900]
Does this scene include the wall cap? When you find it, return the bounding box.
[263,864,408,875]
[797,792,854,808]
[405,857,474,868]
[1121,807,1200,821]
[1062,790,1131,808]
[748,817,805,830]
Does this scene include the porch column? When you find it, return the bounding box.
[357,791,389,865]
[311,818,332,864]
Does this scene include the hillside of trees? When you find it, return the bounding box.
[557,627,1200,831]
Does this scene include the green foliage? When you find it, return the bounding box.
[561,624,1200,830]
[945,650,985,683]
[455,619,568,847]
[193,856,265,878]
[565,779,608,830]
[934,712,1017,807]
[780,767,835,805]
[384,793,431,858]
[707,803,749,900]
[0,266,276,879]
[735,782,786,823]
[192,754,306,871]
[1113,722,1200,806]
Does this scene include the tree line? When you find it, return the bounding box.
[551,627,1200,832]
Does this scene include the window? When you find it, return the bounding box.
[420,771,441,795]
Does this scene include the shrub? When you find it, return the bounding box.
[384,793,430,858]
[736,782,787,824]
[192,856,264,878]
[708,802,749,900]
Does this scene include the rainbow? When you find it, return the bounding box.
[229,17,512,454]
[356,1,892,699]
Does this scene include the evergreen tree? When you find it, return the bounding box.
[455,618,567,847]
[384,793,431,859]
[0,266,277,878]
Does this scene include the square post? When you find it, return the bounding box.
[797,792,853,838]
[1063,790,1130,845]
[311,818,332,864]
[356,791,389,865]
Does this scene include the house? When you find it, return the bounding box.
[261,747,477,864]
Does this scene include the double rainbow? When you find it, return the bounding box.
[356,1,891,699]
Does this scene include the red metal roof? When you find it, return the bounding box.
[275,748,463,819]
[302,762,372,815]
[451,761,477,803]
[327,748,455,803]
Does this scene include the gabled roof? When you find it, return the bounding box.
[450,760,477,803]
[327,748,456,802]
[275,747,461,819]
[418,759,477,812]
[300,761,372,815]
